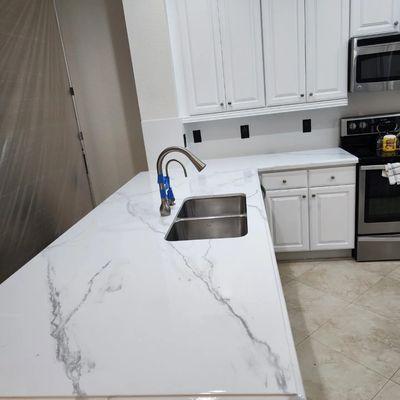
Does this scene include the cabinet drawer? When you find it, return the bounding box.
[309,166,355,187]
[262,170,308,190]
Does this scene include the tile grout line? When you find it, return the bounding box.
[294,284,400,391]
[369,379,392,400]
[388,365,400,382]
[286,274,398,369]
[311,336,392,381]
[279,261,400,398]
[293,274,400,364]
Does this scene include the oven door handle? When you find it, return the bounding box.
[360,165,385,171]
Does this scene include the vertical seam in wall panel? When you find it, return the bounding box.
[52,0,96,207]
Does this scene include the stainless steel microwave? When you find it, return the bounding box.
[349,33,400,92]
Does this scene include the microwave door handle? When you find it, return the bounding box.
[360,165,386,171]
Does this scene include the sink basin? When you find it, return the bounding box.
[177,194,247,218]
[165,216,248,241]
[166,194,248,242]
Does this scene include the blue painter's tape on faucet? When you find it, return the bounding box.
[167,187,175,201]
[157,173,164,184]
[164,176,171,188]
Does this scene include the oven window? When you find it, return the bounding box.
[364,170,400,222]
[357,51,400,82]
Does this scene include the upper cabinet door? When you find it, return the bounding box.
[351,0,400,37]
[263,0,306,106]
[218,0,266,111]
[176,0,226,115]
[306,0,350,102]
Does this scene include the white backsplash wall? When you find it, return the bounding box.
[186,91,400,159]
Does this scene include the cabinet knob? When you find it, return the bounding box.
[300,94,305,97]
[312,194,316,198]
[302,195,306,199]
[220,102,224,107]
[228,101,232,106]
[282,179,287,184]
[309,92,313,96]
[331,176,335,180]
[394,20,399,26]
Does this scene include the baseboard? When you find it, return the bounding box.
[276,249,352,261]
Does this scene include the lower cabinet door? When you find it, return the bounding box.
[309,185,355,250]
[265,188,309,252]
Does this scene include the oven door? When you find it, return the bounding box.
[350,39,400,92]
[358,165,400,234]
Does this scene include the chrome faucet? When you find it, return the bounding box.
[165,159,188,206]
[156,146,206,216]
[166,159,187,178]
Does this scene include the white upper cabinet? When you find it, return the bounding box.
[263,0,306,106]
[176,0,226,115]
[175,0,265,115]
[306,0,350,102]
[219,0,265,111]
[170,0,350,119]
[262,0,349,108]
[351,0,400,37]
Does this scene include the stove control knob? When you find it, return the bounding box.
[349,122,357,130]
[359,121,368,129]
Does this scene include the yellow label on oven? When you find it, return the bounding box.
[382,135,397,152]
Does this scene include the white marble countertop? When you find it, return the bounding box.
[0,148,357,398]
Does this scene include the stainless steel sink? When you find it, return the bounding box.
[177,194,247,218]
[165,216,248,241]
[165,194,248,242]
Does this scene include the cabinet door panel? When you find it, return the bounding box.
[306,0,349,102]
[219,0,265,111]
[177,0,226,115]
[351,0,400,36]
[265,188,309,252]
[263,0,306,106]
[309,185,355,250]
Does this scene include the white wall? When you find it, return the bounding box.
[56,0,148,203]
[185,90,400,160]
[122,0,184,168]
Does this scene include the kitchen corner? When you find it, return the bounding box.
[0,148,356,399]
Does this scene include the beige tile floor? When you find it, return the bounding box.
[279,259,400,400]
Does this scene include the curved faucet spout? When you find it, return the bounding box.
[166,159,188,178]
[156,146,206,216]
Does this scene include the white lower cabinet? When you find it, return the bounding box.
[309,185,355,250]
[263,166,356,253]
[265,188,309,252]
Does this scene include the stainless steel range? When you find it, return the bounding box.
[341,113,400,261]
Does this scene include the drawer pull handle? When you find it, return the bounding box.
[302,195,306,199]
[312,194,316,198]
[331,176,335,180]
[282,179,287,184]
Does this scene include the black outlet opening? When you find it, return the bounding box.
[303,119,312,133]
[240,125,250,139]
[193,130,202,143]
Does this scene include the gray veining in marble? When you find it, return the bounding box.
[0,148,357,398]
